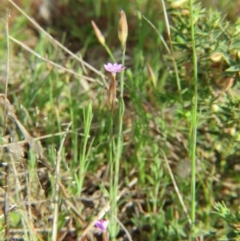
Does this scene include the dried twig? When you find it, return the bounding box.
[9,36,106,89]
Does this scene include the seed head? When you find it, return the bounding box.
[91,20,105,46]
[118,10,128,48]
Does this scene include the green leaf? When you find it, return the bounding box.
[225,65,240,72]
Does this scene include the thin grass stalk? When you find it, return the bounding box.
[4,12,10,131]
[188,0,198,239]
[66,77,78,169]
[77,102,93,195]
[160,0,182,103]
[104,45,116,62]
[48,75,54,122]
[115,216,133,241]
[52,122,71,241]
[4,163,9,240]
[3,12,10,240]
[141,15,170,55]
[26,151,45,241]
[54,103,62,145]
[162,152,191,225]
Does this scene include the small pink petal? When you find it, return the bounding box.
[95,219,109,232]
[104,63,126,74]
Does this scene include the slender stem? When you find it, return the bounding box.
[161,0,182,104]
[115,45,126,187]
[4,12,10,133]
[4,12,10,240]
[142,14,170,55]
[52,123,71,241]
[104,44,116,63]
[110,45,126,240]
[189,0,198,239]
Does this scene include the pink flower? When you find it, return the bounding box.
[95,219,109,232]
[104,63,126,74]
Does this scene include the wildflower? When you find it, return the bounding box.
[118,9,128,48]
[104,63,125,110]
[95,219,109,233]
[104,63,126,75]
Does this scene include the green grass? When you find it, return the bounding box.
[1,0,240,240]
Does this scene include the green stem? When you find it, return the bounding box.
[104,44,116,63]
[161,0,182,104]
[110,45,126,240]
[189,0,198,239]
[115,45,126,189]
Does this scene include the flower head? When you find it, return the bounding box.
[104,63,126,74]
[95,219,109,232]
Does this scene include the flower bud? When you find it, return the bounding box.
[170,0,188,8]
[211,104,220,112]
[210,52,222,62]
[118,10,128,48]
[91,20,105,46]
[216,76,234,90]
